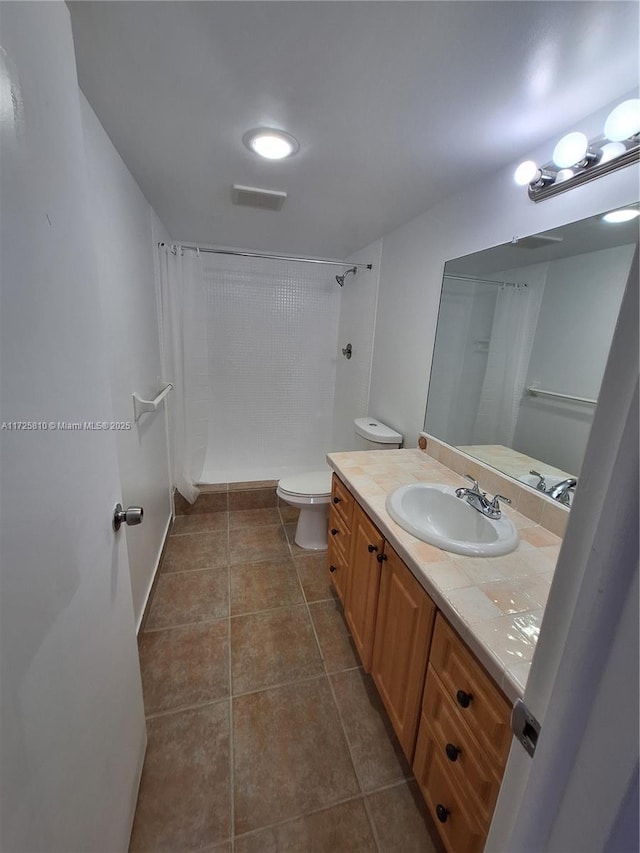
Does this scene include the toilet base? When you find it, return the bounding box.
[293,504,329,550]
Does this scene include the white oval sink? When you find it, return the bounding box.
[386,483,519,557]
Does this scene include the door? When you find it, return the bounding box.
[0,4,146,851]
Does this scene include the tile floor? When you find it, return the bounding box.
[130,488,441,852]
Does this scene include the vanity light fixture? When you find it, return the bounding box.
[242,127,299,160]
[514,97,640,202]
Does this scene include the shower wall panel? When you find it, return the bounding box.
[199,255,340,483]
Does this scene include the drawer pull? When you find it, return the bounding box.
[436,804,450,824]
[456,689,473,709]
[445,743,461,762]
[367,544,378,553]
[333,496,341,504]
[376,552,388,563]
[331,528,339,536]
[329,565,337,574]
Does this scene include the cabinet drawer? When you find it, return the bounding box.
[328,505,350,562]
[430,615,511,771]
[331,474,354,529]
[413,716,485,853]
[422,665,502,827]
[326,538,348,604]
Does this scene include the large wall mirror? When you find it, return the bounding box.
[424,204,638,508]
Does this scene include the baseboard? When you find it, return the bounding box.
[136,511,172,637]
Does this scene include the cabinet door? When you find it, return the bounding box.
[371,545,436,761]
[344,502,384,671]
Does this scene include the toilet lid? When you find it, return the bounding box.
[278,471,332,498]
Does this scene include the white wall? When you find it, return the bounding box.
[331,239,382,450]
[369,94,639,448]
[514,243,634,474]
[80,96,172,627]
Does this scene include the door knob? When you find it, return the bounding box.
[113,503,144,531]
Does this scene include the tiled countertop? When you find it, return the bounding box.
[327,448,562,703]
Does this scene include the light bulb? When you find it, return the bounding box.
[604,99,640,142]
[552,132,588,168]
[599,141,627,164]
[602,208,640,224]
[555,169,573,183]
[514,160,539,186]
[242,128,299,160]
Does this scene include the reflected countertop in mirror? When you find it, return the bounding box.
[424,204,639,509]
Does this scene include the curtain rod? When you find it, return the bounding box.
[158,243,373,270]
[444,273,526,289]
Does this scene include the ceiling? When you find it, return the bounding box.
[69,2,639,259]
[447,203,640,276]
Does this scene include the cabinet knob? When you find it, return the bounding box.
[368,544,378,553]
[456,689,473,709]
[333,497,341,504]
[329,565,337,574]
[376,552,388,563]
[436,804,450,824]
[445,743,461,762]
[331,528,339,536]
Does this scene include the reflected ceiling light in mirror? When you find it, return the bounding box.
[243,128,299,160]
[604,99,640,142]
[516,97,640,203]
[602,208,640,224]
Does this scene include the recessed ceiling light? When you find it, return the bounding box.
[243,128,299,160]
[602,208,640,224]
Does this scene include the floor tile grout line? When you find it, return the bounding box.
[232,670,329,701]
[144,694,230,722]
[232,788,383,846]
[143,611,229,634]
[292,544,385,850]
[227,537,236,853]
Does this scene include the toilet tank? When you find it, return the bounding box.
[353,417,403,450]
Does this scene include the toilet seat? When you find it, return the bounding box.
[277,471,332,500]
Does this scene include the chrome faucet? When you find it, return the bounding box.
[547,478,578,506]
[455,474,511,520]
[529,469,577,506]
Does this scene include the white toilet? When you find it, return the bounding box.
[277,417,403,550]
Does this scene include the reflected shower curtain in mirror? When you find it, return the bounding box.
[158,246,207,503]
[472,282,543,447]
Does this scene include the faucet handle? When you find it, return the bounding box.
[490,493,512,510]
[464,474,481,492]
[529,470,547,491]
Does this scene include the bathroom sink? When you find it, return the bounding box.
[385,483,519,557]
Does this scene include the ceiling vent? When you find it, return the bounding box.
[512,233,564,249]
[231,184,287,211]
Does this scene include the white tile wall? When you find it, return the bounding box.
[199,254,340,482]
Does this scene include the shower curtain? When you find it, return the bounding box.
[158,245,207,503]
[472,282,543,447]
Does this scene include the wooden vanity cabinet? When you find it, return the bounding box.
[371,544,436,761]
[327,473,512,852]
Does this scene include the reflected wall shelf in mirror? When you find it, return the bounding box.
[424,204,639,510]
